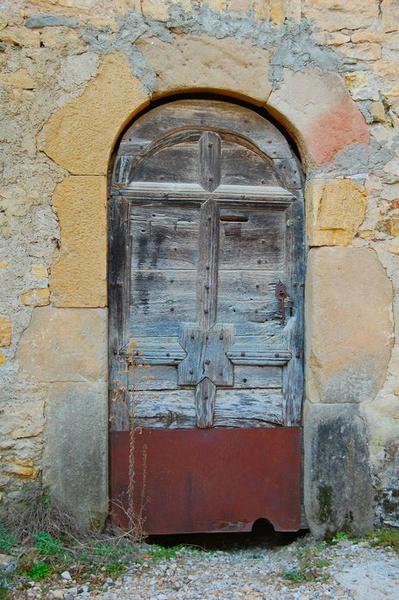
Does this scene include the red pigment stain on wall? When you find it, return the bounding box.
[306,95,370,165]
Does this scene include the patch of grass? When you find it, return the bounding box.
[148,544,186,560]
[282,544,331,585]
[0,528,16,554]
[367,528,399,552]
[21,561,51,581]
[282,569,307,582]
[330,531,350,544]
[34,532,63,557]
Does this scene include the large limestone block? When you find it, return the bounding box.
[302,0,379,32]
[51,176,107,307]
[44,52,149,175]
[306,248,393,404]
[43,381,108,528]
[16,307,107,383]
[268,69,369,166]
[304,402,374,538]
[306,179,367,246]
[136,35,272,104]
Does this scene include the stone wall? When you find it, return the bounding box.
[0,0,398,533]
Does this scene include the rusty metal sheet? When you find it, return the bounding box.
[110,427,301,535]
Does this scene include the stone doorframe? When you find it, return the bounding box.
[22,38,392,536]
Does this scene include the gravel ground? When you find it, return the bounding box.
[21,535,399,600]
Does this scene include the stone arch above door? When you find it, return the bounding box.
[42,47,369,309]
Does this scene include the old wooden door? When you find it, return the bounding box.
[109,100,305,534]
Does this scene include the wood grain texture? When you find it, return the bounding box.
[109,99,305,431]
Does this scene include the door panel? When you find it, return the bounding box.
[109,99,305,533]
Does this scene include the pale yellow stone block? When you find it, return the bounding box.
[51,176,107,307]
[0,352,5,365]
[0,262,8,269]
[0,317,12,347]
[141,0,169,20]
[306,179,367,246]
[351,30,383,43]
[206,0,228,11]
[382,0,399,32]
[4,461,38,479]
[340,42,381,61]
[0,26,40,47]
[229,0,251,13]
[44,52,149,175]
[302,0,379,32]
[370,101,387,123]
[306,247,393,404]
[253,0,271,19]
[31,263,48,278]
[385,83,399,98]
[17,307,107,382]
[0,69,37,89]
[345,71,369,94]
[137,35,272,104]
[20,287,50,307]
[389,217,399,237]
[40,28,87,52]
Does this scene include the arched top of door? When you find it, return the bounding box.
[111,99,303,192]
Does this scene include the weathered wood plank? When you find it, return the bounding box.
[178,324,234,386]
[234,365,282,388]
[128,365,178,391]
[108,195,131,431]
[195,378,217,428]
[199,131,221,191]
[215,388,284,426]
[130,387,284,428]
[196,199,220,328]
[221,141,279,187]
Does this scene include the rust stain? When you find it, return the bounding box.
[307,95,370,165]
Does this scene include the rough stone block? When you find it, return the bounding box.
[0,69,37,89]
[136,35,272,104]
[306,178,367,246]
[0,317,12,347]
[306,247,393,404]
[268,69,369,166]
[16,307,107,383]
[51,176,107,308]
[43,381,108,529]
[304,402,374,538]
[44,52,149,175]
[0,26,40,47]
[20,287,50,307]
[302,0,379,31]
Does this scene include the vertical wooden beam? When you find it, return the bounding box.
[199,131,221,192]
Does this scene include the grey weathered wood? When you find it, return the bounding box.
[108,195,131,431]
[109,99,305,432]
[197,199,220,328]
[200,131,221,191]
[195,378,217,428]
[131,387,283,428]
[178,324,234,386]
[128,365,178,391]
[234,365,282,388]
[215,388,284,426]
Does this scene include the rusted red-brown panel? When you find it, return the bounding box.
[110,427,301,535]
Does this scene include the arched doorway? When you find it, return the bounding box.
[109,99,305,534]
